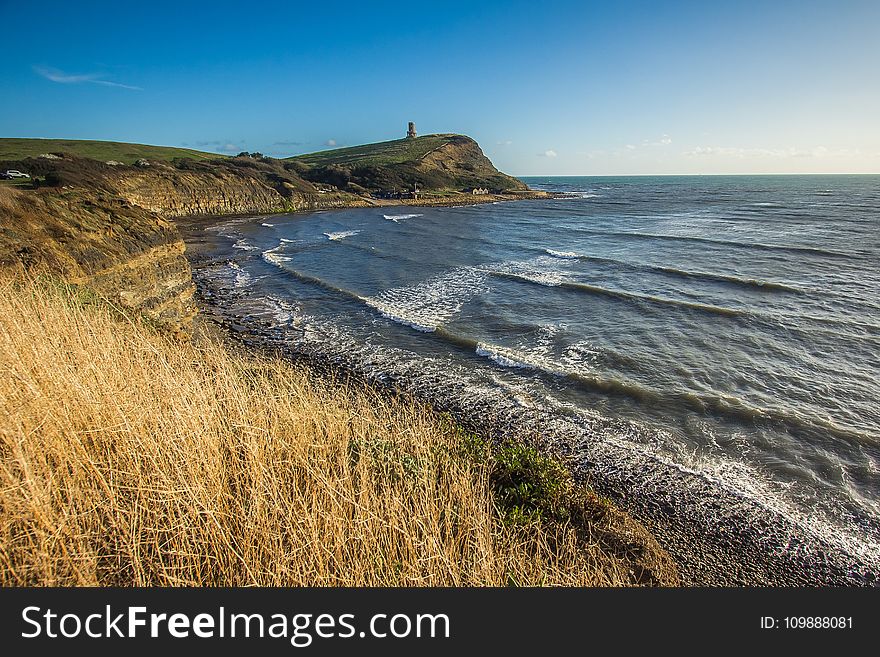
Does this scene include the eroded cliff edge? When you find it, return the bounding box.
[0,186,196,334]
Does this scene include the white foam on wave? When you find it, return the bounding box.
[476,343,533,369]
[592,418,880,564]
[383,213,423,222]
[262,252,292,266]
[490,256,568,287]
[261,222,275,227]
[232,238,261,251]
[363,267,489,332]
[263,294,299,326]
[561,339,601,370]
[558,191,601,199]
[545,249,582,259]
[475,341,566,375]
[261,242,294,267]
[227,261,252,288]
[324,230,361,241]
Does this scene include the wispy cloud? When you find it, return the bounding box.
[324,139,338,147]
[274,140,304,147]
[683,145,854,159]
[640,134,672,147]
[497,140,513,146]
[194,139,245,154]
[34,65,142,90]
[539,149,558,158]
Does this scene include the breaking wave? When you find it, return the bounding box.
[383,213,423,222]
[324,230,362,241]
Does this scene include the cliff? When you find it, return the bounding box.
[0,185,196,334]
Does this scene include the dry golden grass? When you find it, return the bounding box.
[0,275,674,586]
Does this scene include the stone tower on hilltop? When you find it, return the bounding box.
[406,122,417,139]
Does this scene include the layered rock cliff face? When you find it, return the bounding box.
[109,168,288,217]
[0,186,196,334]
[104,165,366,218]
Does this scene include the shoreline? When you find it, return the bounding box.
[179,208,878,586]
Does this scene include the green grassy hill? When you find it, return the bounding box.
[290,134,458,167]
[0,138,223,164]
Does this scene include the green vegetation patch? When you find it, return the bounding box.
[449,422,614,528]
[290,135,459,167]
[0,138,223,164]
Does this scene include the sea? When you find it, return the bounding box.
[184,175,880,566]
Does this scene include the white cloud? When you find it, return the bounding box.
[683,145,853,159]
[34,65,141,90]
[540,149,558,158]
[642,134,672,147]
[194,140,245,154]
[324,139,337,147]
[625,144,636,150]
[497,140,513,146]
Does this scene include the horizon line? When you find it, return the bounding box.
[514,172,880,177]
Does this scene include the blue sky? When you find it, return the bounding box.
[1,0,878,174]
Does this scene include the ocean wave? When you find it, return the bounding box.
[488,256,567,287]
[474,342,566,375]
[559,252,804,293]
[545,249,583,259]
[562,282,744,317]
[471,338,874,446]
[227,262,251,288]
[232,238,261,251]
[262,250,292,266]
[476,343,536,370]
[261,222,275,227]
[653,265,803,293]
[362,267,489,332]
[324,230,361,241]
[263,294,299,325]
[383,213,423,222]
[494,270,746,318]
[491,270,563,288]
[572,228,855,259]
[557,191,601,199]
